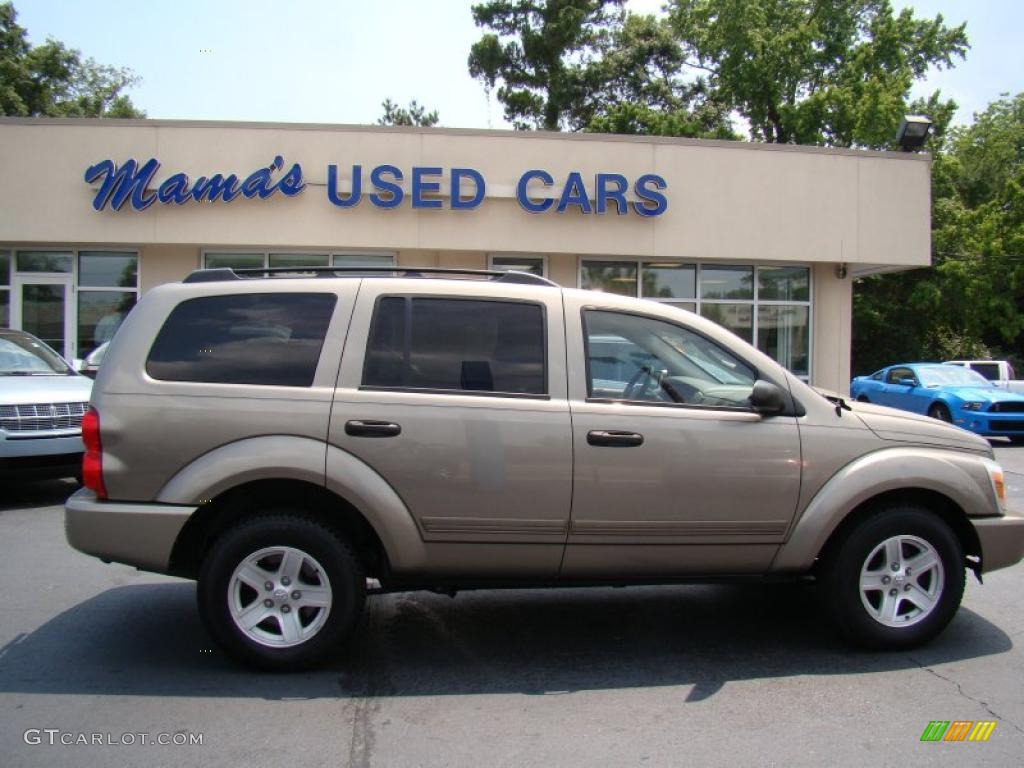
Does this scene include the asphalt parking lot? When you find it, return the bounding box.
[2,447,1024,767]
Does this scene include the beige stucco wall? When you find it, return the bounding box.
[139,244,200,292]
[0,119,932,393]
[0,119,930,269]
[811,262,854,393]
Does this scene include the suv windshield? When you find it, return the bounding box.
[0,332,73,375]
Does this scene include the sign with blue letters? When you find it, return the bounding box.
[84,157,668,217]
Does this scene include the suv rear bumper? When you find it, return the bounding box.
[972,511,1024,573]
[65,488,195,573]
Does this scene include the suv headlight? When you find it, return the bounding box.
[962,401,985,411]
[982,458,1007,512]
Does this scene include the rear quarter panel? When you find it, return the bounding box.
[92,280,358,501]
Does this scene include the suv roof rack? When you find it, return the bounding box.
[183,265,558,287]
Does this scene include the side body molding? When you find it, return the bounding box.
[771,447,1000,573]
[156,435,426,573]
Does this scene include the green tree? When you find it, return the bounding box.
[852,93,1024,374]
[666,0,968,147]
[585,12,737,138]
[377,98,440,127]
[468,0,626,131]
[0,2,144,117]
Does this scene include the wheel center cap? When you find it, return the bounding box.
[274,588,288,600]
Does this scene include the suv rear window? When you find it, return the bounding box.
[146,293,336,386]
[362,297,546,395]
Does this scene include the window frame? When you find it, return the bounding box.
[581,306,762,413]
[578,257,813,380]
[359,294,551,400]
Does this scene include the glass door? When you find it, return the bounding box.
[11,275,75,360]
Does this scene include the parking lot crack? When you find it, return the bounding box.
[909,656,1024,733]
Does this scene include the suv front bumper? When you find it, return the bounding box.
[65,488,196,573]
[972,511,1024,573]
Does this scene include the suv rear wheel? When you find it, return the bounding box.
[820,505,964,649]
[198,514,365,670]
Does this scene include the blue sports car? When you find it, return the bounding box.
[850,363,1024,438]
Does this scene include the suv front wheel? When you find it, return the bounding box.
[820,505,965,649]
[198,514,366,670]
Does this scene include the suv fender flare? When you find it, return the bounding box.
[771,447,998,573]
[156,435,427,573]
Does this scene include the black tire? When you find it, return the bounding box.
[855,395,870,403]
[928,402,952,422]
[820,505,964,650]
[198,514,365,671]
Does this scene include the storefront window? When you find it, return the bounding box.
[268,253,330,269]
[204,251,395,271]
[332,253,395,268]
[759,266,810,301]
[700,303,754,344]
[700,265,754,300]
[16,250,73,273]
[79,251,138,288]
[641,263,696,300]
[78,291,137,358]
[489,255,546,276]
[581,261,638,296]
[758,305,810,376]
[579,260,811,377]
[74,251,139,358]
[205,253,265,270]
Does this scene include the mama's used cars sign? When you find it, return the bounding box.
[84,157,668,217]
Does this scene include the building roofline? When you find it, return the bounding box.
[0,116,931,162]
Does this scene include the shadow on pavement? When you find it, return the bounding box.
[0,581,1012,701]
[0,478,78,512]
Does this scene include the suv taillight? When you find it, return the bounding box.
[82,407,107,500]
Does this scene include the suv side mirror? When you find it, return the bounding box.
[749,380,786,415]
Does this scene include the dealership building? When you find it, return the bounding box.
[0,118,930,393]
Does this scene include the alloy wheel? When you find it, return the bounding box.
[228,546,333,648]
[858,535,944,628]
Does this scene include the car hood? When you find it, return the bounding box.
[849,401,991,453]
[927,385,1021,402]
[0,375,93,405]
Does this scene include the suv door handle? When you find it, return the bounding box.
[587,430,644,447]
[345,420,402,438]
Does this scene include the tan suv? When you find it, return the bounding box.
[65,267,1024,670]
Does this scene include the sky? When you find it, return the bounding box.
[10,0,1024,132]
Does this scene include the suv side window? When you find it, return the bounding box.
[584,310,756,407]
[146,293,337,386]
[362,297,546,395]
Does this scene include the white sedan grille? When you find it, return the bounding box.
[0,402,89,432]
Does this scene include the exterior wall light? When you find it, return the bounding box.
[835,263,848,279]
[896,115,933,151]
